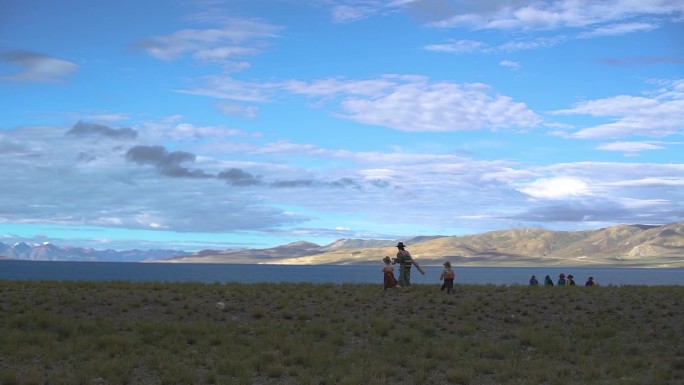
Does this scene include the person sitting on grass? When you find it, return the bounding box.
[557,273,567,286]
[529,275,539,286]
[585,276,596,286]
[544,275,554,286]
[382,256,399,290]
[567,274,576,285]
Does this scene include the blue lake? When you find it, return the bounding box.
[0,260,682,286]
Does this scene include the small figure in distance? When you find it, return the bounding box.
[382,256,399,290]
[557,273,567,286]
[529,274,539,286]
[585,276,596,286]
[439,261,456,294]
[544,275,554,286]
[567,274,576,285]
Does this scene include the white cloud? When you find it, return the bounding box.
[178,75,274,102]
[328,0,412,23]
[1,51,78,83]
[424,20,653,56]
[496,35,567,51]
[518,177,592,199]
[607,177,684,187]
[499,59,521,69]
[137,17,281,67]
[331,5,377,23]
[3,121,684,245]
[578,22,658,38]
[481,168,539,182]
[596,141,667,154]
[75,112,131,123]
[285,76,542,132]
[424,39,487,53]
[554,79,684,139]
[169,123,252,141]
[282,76,400,99]
[419,0,684,31]
[424,36,566,55]
[184,74,542,132]
[419,1,677,55]
[216,102,259,118]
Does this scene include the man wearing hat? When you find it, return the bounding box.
[393,242,425,287]
[557,273,567,286]
[567,274,576,285]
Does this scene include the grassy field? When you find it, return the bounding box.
[0,280,682,385]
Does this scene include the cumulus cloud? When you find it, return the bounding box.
[0,125,316,235]
[0,50,78,83]
[518,177,592,200]
[182,74,542,132]
[2,119,683,245]
[509,161,684,225]
[283,75,542,132]
[554,79,684,139]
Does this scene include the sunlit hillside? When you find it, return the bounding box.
[166,222,684,268]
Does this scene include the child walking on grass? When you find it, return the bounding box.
[382,256,399,290]
[440,261,455,294]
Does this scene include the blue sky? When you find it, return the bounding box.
[1,0,683,252]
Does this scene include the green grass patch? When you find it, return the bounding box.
[0,280,682,384]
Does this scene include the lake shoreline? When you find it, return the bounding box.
[1,260,683,286]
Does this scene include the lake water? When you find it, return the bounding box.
[0,260,682,286]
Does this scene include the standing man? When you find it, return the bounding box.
[393,242,425,287]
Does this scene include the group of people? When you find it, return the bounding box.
[530,273,596,286]
[382,242,455,294]
[382,242,599,291]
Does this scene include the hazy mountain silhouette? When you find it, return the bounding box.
[0,242,190,262]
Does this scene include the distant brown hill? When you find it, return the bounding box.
[164,222,684,267]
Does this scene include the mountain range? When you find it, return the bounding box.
[0,242,190,262]
[2,222,683,267]
[165,222,684,268]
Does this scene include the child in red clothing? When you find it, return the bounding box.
[440,261,455,294]
[382,256,399,290]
